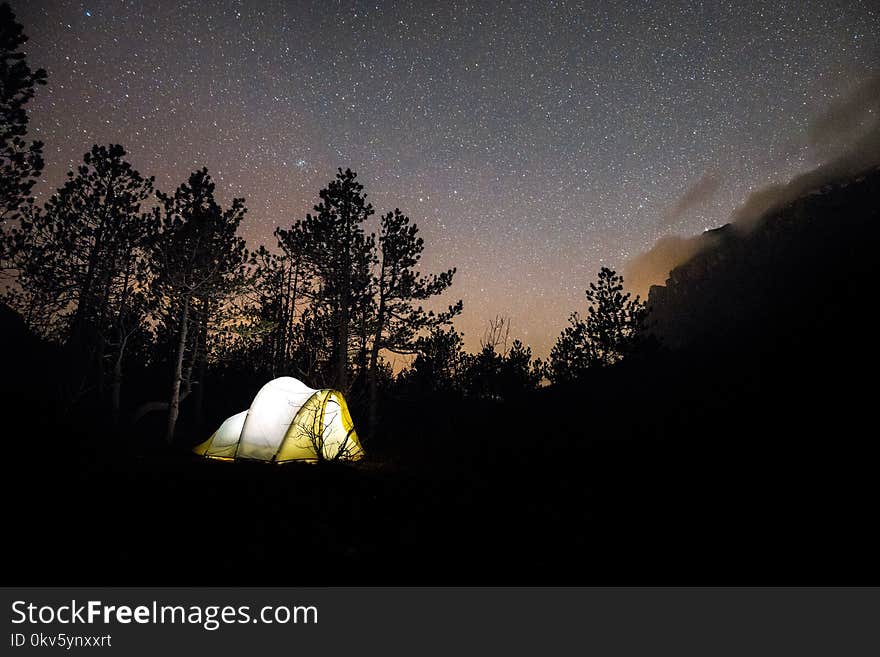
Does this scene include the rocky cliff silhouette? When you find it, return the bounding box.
[647,165,880,356]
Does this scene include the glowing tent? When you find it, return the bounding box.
[193,377,363,463]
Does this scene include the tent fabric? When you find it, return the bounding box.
[193,377,363,463]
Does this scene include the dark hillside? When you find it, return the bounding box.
[648,165,880,355]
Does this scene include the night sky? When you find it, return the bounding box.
[11,0,880,357]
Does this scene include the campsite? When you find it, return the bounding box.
[2,2,879,586]
[5,157,878,582]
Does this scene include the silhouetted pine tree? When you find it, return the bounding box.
[462,317,544,400]
[397,326,466,395]
[278,168,375,391]
[154,168,248,442]
[366,208,462,436]
[548,267,647,383]
[0,2,46,242]
[500,339,545,395]
[239,244,301,378]
[5,144,157,413]
[289,300,336,383]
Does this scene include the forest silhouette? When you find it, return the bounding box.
[1,3,877,583]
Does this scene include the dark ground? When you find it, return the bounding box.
[4,343,875,585]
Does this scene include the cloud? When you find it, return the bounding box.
[808,72,880,156]
[623,232,721,298]
[625,72,880,292]
[731,71,880,231]
[662,172,722,226]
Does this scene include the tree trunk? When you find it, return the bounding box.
[286,261,299,367]
[335,296,349,391]
[110,259,133,428]
[110,334,125,427]
[165,294,191,444]
[67,225,105,350]
[193,301,208,429]
[335,226,353,391]
[367,286,387,442]
[366,348,381,442]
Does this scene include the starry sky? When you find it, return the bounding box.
[11,0,880,357]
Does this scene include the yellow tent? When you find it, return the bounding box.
[193,377,363,463]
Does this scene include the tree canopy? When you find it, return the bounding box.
[548,267,647,383]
